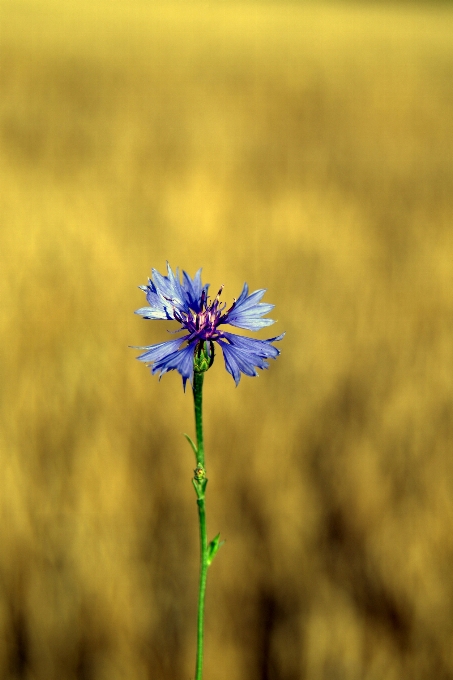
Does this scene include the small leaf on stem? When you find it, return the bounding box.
[184,433,198,460]
[207,533,225,566]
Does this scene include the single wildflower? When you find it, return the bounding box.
[134,263,284,388]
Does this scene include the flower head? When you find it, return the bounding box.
[134,263,284,388]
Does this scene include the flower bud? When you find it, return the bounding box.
[194,341,215,374]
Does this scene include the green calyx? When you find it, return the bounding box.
[193,476,208,499]
[194,341,215,374]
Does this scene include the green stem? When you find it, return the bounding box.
[194,371,205,467]
[195,496,208,680]
[193,370,208,680]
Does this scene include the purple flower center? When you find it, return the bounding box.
[172,286,235,343]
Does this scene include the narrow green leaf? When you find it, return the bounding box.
[207,533,225,566]
[184,433,198,459]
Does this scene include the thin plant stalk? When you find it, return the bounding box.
[189,345,223,680]
[193,370,208,680]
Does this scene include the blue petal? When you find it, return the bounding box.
[136,336,187,364]
[221,283,276,331]
[136,336,195,388]
[139,276,176,320]
[134,305,170,320]
[217,332,284,385]
[138,263,209,321]
[150,263,188,315]
[152,342,196,389]
[182,268,209,313]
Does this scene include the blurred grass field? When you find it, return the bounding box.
[1,1,453,678]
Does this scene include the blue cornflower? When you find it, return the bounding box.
[134,263,284,388]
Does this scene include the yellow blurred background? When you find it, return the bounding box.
[1,1,452,678]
